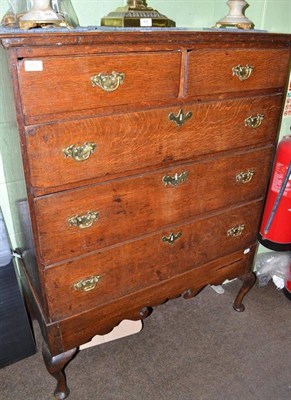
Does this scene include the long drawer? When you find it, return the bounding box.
[34,147,272,265]
[18,52,181,124]
[45,200,262,321]
[26,95,282,192]
[188,49,290,97]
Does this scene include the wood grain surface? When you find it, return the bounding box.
[34,147,271,265]
[45,200,262,320]
[56,246,257,352]
[26,94,282,192]
[18,52,181,123]
[188,48,290,97]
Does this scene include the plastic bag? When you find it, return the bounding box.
[0,208,12,267]
[1,0,79,29]
[255,251,291,288]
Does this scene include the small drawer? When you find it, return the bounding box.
[27,94,282,192]
[18,52,181,124]
[187,49,290,97]
[34,147,272,265]
[45,200,262,321]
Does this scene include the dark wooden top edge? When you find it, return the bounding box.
[0,28,290,48]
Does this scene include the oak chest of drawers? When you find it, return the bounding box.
[0,29,290,399]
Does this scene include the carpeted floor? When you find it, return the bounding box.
[0,280,290,400]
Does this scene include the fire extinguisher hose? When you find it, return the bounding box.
[263,161,291,237]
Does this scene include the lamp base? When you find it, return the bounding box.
[214,0,254,30]
[101,4,175,28]
[19,19,64,29]
[214,20,253,30]
[19,7,65,29]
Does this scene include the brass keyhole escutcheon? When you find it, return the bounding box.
[168,109,192,127]
[162,232,182,244]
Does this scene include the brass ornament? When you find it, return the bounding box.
[232,65,254,81]
[244,114,264,129]
[91,72,125,93]
[1,11,19,28]
[72,275,101,292]
[68,211,99,229]
[101,0,175,28]
[162,232,182,244]
[227,224,245,237]
[162,171,189,187]
[168,109,193,127]
[235,170,255,184]
[63,142,97,162]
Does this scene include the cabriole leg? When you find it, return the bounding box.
[42,342,77,400]
[233,271,256,312]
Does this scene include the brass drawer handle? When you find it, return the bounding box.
[227,224,245,238]
[235,170,255,184]
[91,71,125,92]
[63,142,97,162]
[232,64,254,81]
[162,232,182,244]
[72,275,101,292]
[68,211,99,229]
[244,114,264,129]
[162,171,189,187]
[169,109,193,127]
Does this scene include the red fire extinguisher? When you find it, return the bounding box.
[258,135,291,299]
[259,135,291,250]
